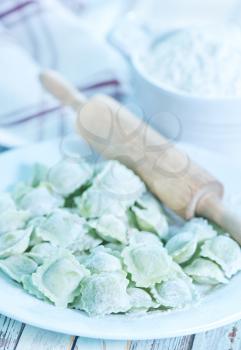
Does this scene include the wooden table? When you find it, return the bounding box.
[0,315,240,350]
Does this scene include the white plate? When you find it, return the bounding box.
[0,138,241,340]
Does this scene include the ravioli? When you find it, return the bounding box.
[34,209,87,248]
[0,158,240,316]
[0,228,32,258]
[32,252,89,307]
[83,247,122,274]
[12,183,31,203]
[27,216,47,247]
[0,255,37,282]
[122,243,173,287]
[182,218,217,243]
[74,272,130,315]
[26,242,61,265]
[104,243,125,257]
[200,236,241,278]
[0,209,30,235]
[75,188,126,219]
[127,287,155,312]
[22,275,48,301]
[128,229,162,246]
[90,213,128,244]
[75,161,145,218]
[19,186,64,217]
[151,277,197,308]
[132,193,168,239]
[165,232,197,264]
[0,193,15,212]
[48,159,93,196]
[67,229,102,253]
[184,258,228,285]
[94,161,145,207]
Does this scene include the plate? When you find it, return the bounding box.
[0,138,241,340]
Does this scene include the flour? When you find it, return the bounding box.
[141,25,241,97]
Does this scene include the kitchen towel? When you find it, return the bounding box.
[0,0,129,143]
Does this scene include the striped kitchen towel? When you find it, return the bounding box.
[0,0,129,144]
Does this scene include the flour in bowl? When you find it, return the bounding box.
[141,25,241,97]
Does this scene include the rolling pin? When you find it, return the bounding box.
[40,70,241,244]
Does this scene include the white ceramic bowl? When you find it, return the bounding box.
[131,35,241,158]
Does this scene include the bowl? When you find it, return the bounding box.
[130,32,241,158]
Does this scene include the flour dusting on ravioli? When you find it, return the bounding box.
[200,236,241,278]
[151,277,197,308]
[32,252,89,307]
[122,243,173,287]
[132,193,168,239]
[48,159,93,196]
[18,186,64,217]
[74,272,130,315]
[165,232,197,264]
[0,255,37,283]
[184,258,228,285]
[0,159,240,316]
[0,228,32,258]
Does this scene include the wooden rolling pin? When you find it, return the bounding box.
[40,70,241,244]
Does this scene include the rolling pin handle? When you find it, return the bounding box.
[186,181,224,220]
[39,70,87,111]
[197,194,241,245]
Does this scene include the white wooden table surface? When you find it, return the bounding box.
[0,315,240,350]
